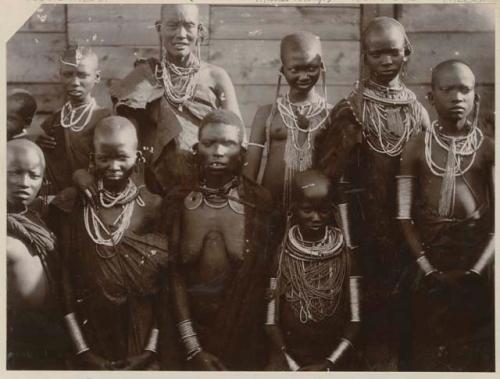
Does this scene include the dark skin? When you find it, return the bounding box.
[170,122,246,370]
[244,35,325,201]
[36,56,100,150]
[64,124,161,370]
[400,62,494,293]
[266,171,360,371]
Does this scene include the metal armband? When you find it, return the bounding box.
[144,328,159,353]
[349,276,362,323]
[178,319,202,360]
[396,175,416,220]
[326,338,353,367]
[64,312,90,355]
[265,277,278,325]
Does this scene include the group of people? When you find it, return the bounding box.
[6,4,494,372]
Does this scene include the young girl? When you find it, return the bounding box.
[244,32,330,211]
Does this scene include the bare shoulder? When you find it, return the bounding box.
[249,104,273,135]
[204,62,230,82]
[7,236,30,263]
[480,133,495,164]
[140,187,163,211]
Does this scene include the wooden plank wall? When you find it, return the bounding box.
[6,4,495,137]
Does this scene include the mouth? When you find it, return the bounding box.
[104,173,124,180]
[13,190,31,200]
[306,224,324,230]
[449,106,466,112]
[379,69,398,76]
[68,89,83,97]
[208,162,227,169]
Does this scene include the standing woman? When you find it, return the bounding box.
[106,4,242,195]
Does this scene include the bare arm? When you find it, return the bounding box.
[212,66,242,122]
[243,105,271,181]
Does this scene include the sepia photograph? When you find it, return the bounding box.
[4,1,496,374]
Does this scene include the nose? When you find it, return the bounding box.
[310,211,321,222]
[177,25,188,39]
[108,160,121,171]
[381,54,393,65]
[451,90,465,103]
[213,144,227,157]
[298,71,309,80]
[19,173,30,188]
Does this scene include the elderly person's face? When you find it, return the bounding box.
[159,5,200,60]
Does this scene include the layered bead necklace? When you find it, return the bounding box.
[60,97,96,133]
[425,120,483,217]
[155,52,201,111]
[277,91,329,210]
[357,80,421,157]
[84,179,145,248]
[184,177,244,215]
[277,225,349,323]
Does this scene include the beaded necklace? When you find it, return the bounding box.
[60,97,96,132]
[277,91,329,211]
[425,120,483,216]
[84,179,145,249]
[356,80,421,157]
[155,52,201,111]
[277,225,349,323]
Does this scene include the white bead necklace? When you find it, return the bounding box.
[60,97,96,132]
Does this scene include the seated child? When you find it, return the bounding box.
[265,170,361,371]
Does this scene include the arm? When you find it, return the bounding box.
[35,114,57,150]
[243,105,271,181]
[212,66,242,124]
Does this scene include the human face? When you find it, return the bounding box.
[282,50,322,95]
[160,5,200,61]
[197,123,242,178]
[94,135,137,190]
[7,99,26,139]
[294,192,332,242]
[7,148,44,209]
[60,58,99,105]
[431,64,475,124]
[364,27,406,85]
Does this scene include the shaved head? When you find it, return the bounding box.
[431,59,475,89]
[293,169,332,203]
[161,4,199,23]
[280,31,322,63]
[363,17,412,55]
[7,139,45,171]
[93,116,138,148]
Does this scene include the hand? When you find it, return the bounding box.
[299,360,332,371]
[456,270,484,293]
[35,132,57,150]
[77,350,113,370]
[119,351,155,370]
[192,350,227,371]
[73,169,97,204]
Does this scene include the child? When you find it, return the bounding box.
[49,116,169,370]
[245,31,330,211]
[265,170,361,371]
[398,60,494,371]
[36,45,111,195]
[6,139,67,369]
[315,17,430,370]
[7,89,37,140]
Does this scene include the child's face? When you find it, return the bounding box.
[60,58,99,104]
[7,147,44,208]
[7,99,27,138]
[160,5,200,61]
[282,49,322,95]
[94,134,137,188]
[294,190,332,241]
[431,64,475,123]
[364,27,406,84]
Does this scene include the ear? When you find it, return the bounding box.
[155,20,161,33]
[192,142,199,154]
[474,93,480,104]
[95,70,101,83]
[427,91,434,106]
[198,23,207,42]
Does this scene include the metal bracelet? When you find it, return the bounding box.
[396,175,416,220]
[64,313,90,355]
[144,328,159,353]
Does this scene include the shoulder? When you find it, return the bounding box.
[50,187,81,213]
[204,62,229,80]
[139,186,163,210]
[251,104,273,123]
[401,132,426,165]
[241,175,273,211]
[480,133,494,164]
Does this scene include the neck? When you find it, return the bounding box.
[288,88,317,104]
[202,172,236,189]
[370,74,401,89]
[102,178,130,194]
[436,117,469,137]
[166,52,193,67]
[69,94,92,107]
[298,225,326,243]
[8,202,27,214]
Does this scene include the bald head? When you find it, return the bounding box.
[94,116,138,148]
[293,170,332,204]
[280,31,322,64]
[431,59,475,89]
[161,4,199,23]
[7,139,45,171]
[363,17,412,55]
